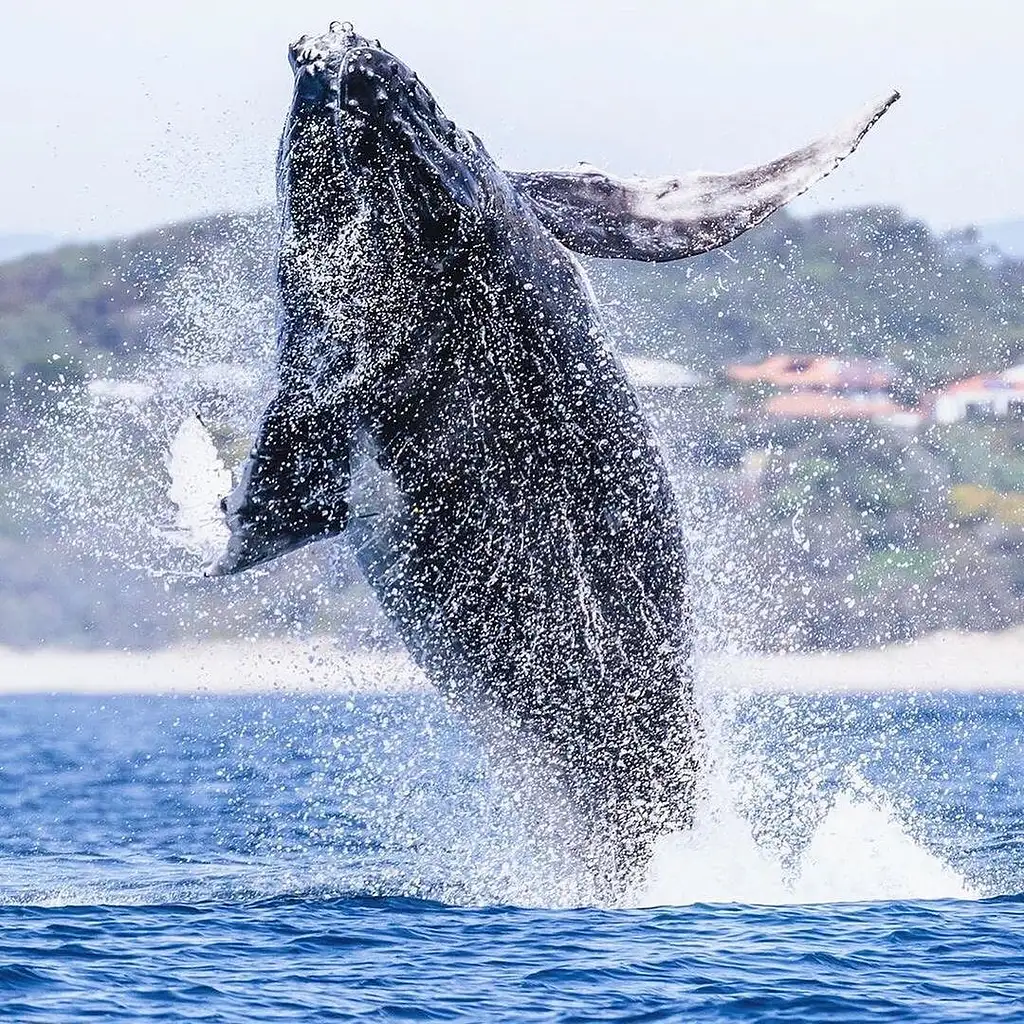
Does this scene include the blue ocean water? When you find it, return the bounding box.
[1,685,1023,1022]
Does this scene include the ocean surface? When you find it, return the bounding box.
[1,680,1023,1022]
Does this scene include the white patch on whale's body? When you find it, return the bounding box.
[346,430,403,523]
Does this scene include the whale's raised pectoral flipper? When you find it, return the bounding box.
[206,394,351,577]
[509,91,899,263]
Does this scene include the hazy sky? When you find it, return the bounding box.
[3,1,1023,240]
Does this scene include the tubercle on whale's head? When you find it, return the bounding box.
[282,22,490,233]
[287,21,357,110]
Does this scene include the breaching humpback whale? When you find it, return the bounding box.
[208,21,897,882]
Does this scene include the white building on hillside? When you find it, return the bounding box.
[932,370,1024,424]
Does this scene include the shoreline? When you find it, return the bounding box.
[1,628,1024,696]
[704,627,1024,694]
[0,640,428,696]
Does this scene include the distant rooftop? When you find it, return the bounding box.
[764,391,901,421]
[728,354,890,391]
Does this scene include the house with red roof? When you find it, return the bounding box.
[726,353,903,422]
[727,354,891,392]
[931,369,1024,424]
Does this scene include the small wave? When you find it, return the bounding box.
[639,789,974,908]
[0,964,56,989]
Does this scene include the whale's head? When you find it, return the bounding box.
[281,22,490,244]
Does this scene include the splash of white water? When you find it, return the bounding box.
[627,461,978,909]
[638,788,974,908]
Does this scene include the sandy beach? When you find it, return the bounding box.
[0,639,427,696]
[1,628,1024,696]
[704,628,1024,693]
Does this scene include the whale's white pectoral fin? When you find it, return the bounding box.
[164,414,233,568]
[509,91,899,262]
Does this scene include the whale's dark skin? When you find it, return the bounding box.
[208,22,897,885]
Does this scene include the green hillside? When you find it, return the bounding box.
[0,212,273,384]
[589,207,1024,387]
[2,205,1023,389]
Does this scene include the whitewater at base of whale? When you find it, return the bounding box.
[642,784,974,908]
